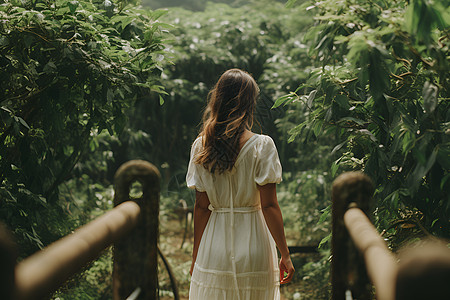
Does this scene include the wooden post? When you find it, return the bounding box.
[331,172,374,300]
[113,160,160,300]
[396,241,450,300]
[0,222,17,300]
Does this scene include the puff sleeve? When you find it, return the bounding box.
[186,137,206,192]
[254,135,282,185]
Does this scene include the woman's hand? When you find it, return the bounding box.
[279,256,295,284]
[259,183,294,284]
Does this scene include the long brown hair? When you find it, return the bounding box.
[195,69,259,174]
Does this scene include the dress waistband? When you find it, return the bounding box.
[208,204,261,213]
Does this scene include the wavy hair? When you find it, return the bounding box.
[195,69,259,174]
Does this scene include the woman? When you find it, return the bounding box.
[186,68,294,300]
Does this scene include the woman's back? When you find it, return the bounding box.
[187,68,294,300]
[187,133,283,300]
[187,134,282,209]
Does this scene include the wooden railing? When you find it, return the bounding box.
[5,166,449,300]
[331,172,450,300]
[12,160,163,300]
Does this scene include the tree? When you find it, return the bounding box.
[278,0,449,240]
[0,0,171,255]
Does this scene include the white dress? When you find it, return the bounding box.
[186,134,282,300]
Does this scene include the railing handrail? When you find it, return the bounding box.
[332,172,450,300]
[11,159,162,300]
[15,201,141,300]
[344,206,397,300]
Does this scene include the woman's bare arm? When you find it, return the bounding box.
[190,190,211,275]
[259,183,295,284]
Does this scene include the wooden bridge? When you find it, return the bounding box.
[1,161,449,299]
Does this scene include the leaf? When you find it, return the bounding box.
[1,187,17,203]
[17,117,30,129]
[334,94,351,109]
[422,81,438,113]
[318,205,331,224]
[318,232,331,249]
[111,15,134,30]
[1,106,13,114]
[273,91,297,108]
[337,117,366,126]
[401,130,415,154]
[331,159,339,177]
[68,1,79,13]
[389,190,399,209]
[368,52,390,100]
[154,22,175,29]
[37,195,47,205]
[357,129,377,143]
[43,61,57,73]
[431,218,439,228]
[89,138,98,151]
[307,90,317,108]
[149,85,168,95]
[405,0,420,35]
[113,113,127,134]
[159,95,164,105]
[440,173,450,190]
[285,0,299,8]
[331,141,346,156]
[272,94,290,109]
[107,88,114,103]
[106,122,114,136]
[294,84,306,93]
[288,123,306,143]
[408,147,438,190]
[313,119,323,137]
[406,0,447,42]
[325,107,332,121]
[152,9,169,21]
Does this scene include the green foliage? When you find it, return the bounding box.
[105,0,316,199]
[279,170,331,243]
[281,0,450,239]
[0,0,170,255]
[277,170,332,299]
[299,250,330,299]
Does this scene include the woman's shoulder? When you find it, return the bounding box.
[192,136,203,148]
[253,134,276,148]
[243,134,278,159]
[189,136,204,157]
